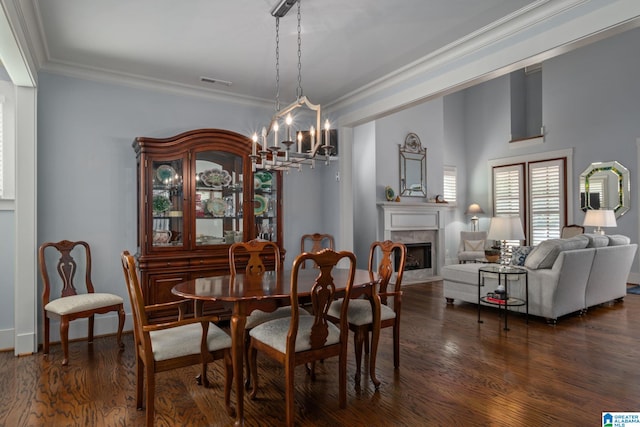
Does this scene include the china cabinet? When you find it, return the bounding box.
[133,129,283,320]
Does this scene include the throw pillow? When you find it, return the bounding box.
[524,239,563,270]
[464,239,484,251]
[583,233,609,248]
[510,246,533,266]
[608,234,630,246]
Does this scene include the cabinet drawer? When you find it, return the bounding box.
[145,259,190,269]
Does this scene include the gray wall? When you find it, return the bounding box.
[35,72,330,341]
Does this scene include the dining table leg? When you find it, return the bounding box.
[369,293,381,389]
[230,310,247,426]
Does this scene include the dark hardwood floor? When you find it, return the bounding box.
[1,281,638,426]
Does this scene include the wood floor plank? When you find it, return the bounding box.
[0,281,638,426]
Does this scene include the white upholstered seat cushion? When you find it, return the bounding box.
[44,293,123,315]
[246,306,296,329]
[149,322,231,361]
[249,316,340,353]
[328,298,396,326]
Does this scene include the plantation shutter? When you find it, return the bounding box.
[528,159,565,245]
[492,164,525,246]
[493,164,524,217]
[0,98,3,196]
[443,166,457,204]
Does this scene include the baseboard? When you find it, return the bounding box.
[46,312,133,344]
[0,328,14,352]
[628,271,640,285]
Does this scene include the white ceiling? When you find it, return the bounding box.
[23,0,538,107]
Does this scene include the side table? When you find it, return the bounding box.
[477,265,528,331]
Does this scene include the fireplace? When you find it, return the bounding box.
[398,242,432,271]
[378,202,447,285]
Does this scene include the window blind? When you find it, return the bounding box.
[443,166,457,204]
[529,159,564,245]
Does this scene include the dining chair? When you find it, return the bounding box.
[248,249,356,427]
[229,239,298,389]
[561,224,585,238]
[120,251,234,427]
[327,240,407,386]
[300,232,335,268]
[39,240,125,366]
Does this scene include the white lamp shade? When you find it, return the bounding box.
[583,209,617,228]
[465,203,484,215]
[487,216,525,241]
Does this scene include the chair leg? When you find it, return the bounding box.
[244,332,251,390]
[249,344,259,400]
[393,321,400,369]
[353,329,365,384]
[200,362,210,388]
[60,317,70,366]
[88,314,95,344]
[116,306,125,349]
[285,360,296,427]
[223,351,235,417]
[43,315,50,355]
[145,363,155,427]
[135,357,144,410]
[338,352,347,409]
[363,330,370,355]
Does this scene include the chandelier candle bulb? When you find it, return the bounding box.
[273,121,279,147]
[310,126,315,150]
[297,131,302,153]
[324,119,330,148]
[251,133,258,156]
[286,114,293,142]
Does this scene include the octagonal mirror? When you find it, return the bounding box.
[580,160,630,218]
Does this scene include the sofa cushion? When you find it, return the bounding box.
[583,233,610,248]
[464,239,485,251]
[608,234,631,246]
[510,246,533,266]
[524,236,589,270]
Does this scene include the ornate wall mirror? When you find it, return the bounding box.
[399,133,427,197]
[579,160,630,218]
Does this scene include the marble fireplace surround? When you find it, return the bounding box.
[378,202,446,285]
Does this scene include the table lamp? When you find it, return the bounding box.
[583,209,616,235]
[487,216,525,266]
[465,203,484,231]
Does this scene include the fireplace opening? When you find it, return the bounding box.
[396,242,432,271]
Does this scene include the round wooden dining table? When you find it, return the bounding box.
[172,268,381,426]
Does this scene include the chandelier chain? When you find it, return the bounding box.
[275,17,281,112]
[296,0,303,100]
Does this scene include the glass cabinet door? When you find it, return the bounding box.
[254,170,278,242]
[151,159,184,248]
[195,150,244,246]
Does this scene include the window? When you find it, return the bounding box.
[0,97,3,196]
[492,155,567,246]
[0,80,15,201]
[529,159,565,245]
[443,166,457,204]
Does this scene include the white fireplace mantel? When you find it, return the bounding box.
[377,202,448,282]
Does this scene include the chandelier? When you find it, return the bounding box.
[251,0,333,172]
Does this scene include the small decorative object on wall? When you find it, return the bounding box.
[399,133,427,197]
[385,186,396,201]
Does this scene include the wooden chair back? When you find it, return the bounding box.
[120,251,149,349]
[300,233,335,268]
[40,240,95,303]
[368,240,407,308]
[290,248,356,351]
[561,224,585,238]
[229,239,281,278]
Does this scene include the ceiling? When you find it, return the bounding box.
[23,0,538,107]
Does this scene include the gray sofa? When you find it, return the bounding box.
[442,234,637,324]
